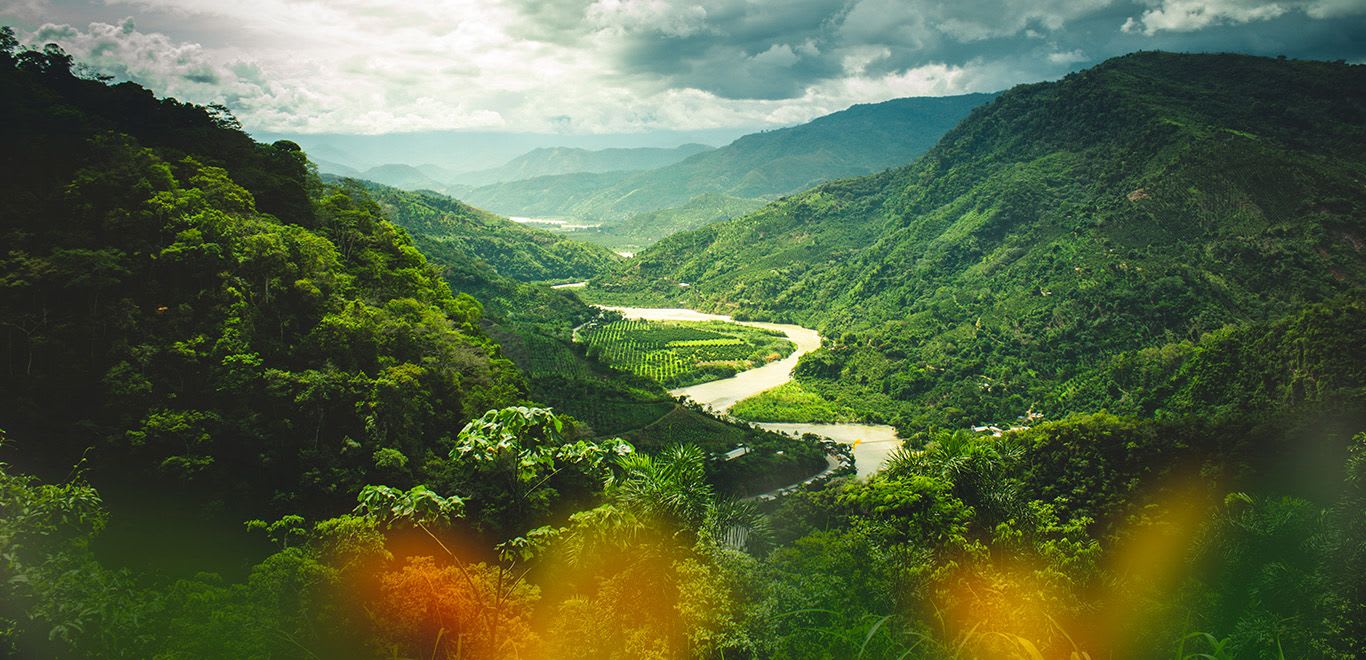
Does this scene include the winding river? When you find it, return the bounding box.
[599,306,900,479]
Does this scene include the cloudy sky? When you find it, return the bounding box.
[4,0,1365,137]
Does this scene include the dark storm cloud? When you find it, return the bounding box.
[513,0,1366,101]
[562,0,1122,99]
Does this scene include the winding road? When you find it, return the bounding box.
[600,305,900,479]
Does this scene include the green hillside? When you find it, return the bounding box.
[352,162,447,190]
[458,169,634,217]
[367,191,826,491]
[599,193,768,251]
[0,43,528,516]
[343,180,621,283]
[594,52,1366,430]
[461,93,995,241]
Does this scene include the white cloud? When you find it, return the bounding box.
[1122,0,1366,35]
[1304,0,1366,18]
[586,0,710,37]
[840,0,1113,44]
[840,46,892,75]
[1048,49,1088,65]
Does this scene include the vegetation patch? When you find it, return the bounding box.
[578,318,794,388]
[731,381,860,423]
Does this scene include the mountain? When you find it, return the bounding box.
[449,143,714,186]
[6,38,1365,660]
[597,193,767,251]
[0,36,807,537]
[310,156,360,176]
[255,127,755,175]
[459,93,997,239]
[344,179,621,282]
[592,52,1366,430]
[449,169,634,217]
[352,162,447,190]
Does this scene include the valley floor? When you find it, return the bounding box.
[597,303,900,478]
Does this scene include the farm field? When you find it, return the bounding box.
[578,318,795,388]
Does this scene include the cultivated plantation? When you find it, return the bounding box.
[578,318,794,388]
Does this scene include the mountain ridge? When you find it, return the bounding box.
[460,92,997,240]
[447,143,714,186]
[590,51,1366,429]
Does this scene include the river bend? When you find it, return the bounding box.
[599,306,899,478]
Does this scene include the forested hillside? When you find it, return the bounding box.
[598,52,1366,430]
[0,31,807,525]
[343,180,620,283]
[460,93,995,240]
[0,40,535,519]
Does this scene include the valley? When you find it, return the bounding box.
[1,26,1362,660]
[594,304,901,478]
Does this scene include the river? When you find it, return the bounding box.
[600,306,900,478]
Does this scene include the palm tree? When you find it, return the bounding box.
[883,429,1030,533]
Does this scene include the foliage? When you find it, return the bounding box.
[0,451,375,658]
[351,178,621,283]
[1054,296,1366,422]
[579,318,794,388]
[730,381,860,423]
[443,406,633,537]
[546,444,767,658]
[0,43,525,518]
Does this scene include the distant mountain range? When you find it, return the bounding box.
[307,93,994,248]
[447,144,714,186]
[315,144,715,191]
[457,93,996,243]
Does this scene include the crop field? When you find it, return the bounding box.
[577,319,794,388]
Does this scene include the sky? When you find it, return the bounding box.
[4,0,1365,141]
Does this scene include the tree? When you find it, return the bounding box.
[450,406,632,537]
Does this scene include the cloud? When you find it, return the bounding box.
[586,0,711,37]
[1048,49,1089,65]
[1,0,1362,136]
[1122,0,1366,35]
[27,18,277,104]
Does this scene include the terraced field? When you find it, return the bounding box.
[578,318,795,388]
